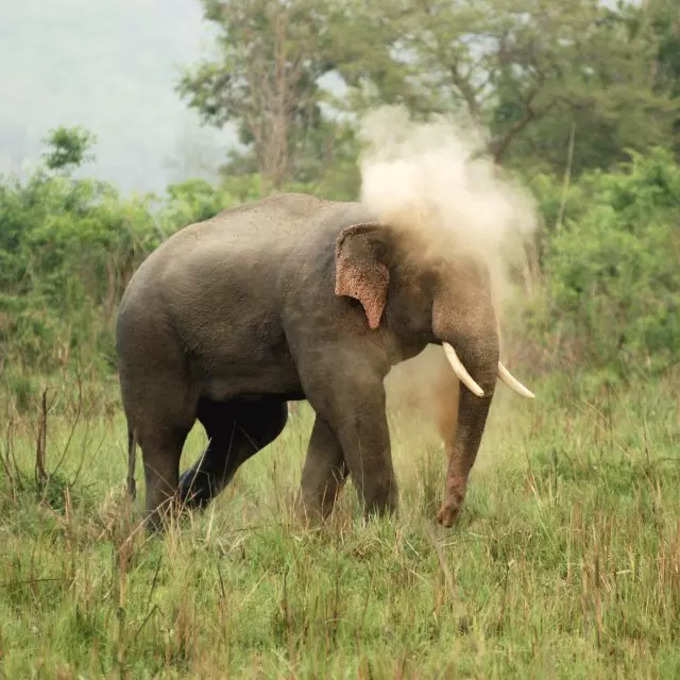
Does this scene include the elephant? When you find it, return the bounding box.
[116,192,533,530]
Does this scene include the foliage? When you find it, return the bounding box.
[42,126,97,172]
[529,148,680,375]
[0,171,153,373]
[158,178,248,233]
[177,0,349,189]
[179,0,680,186]
[386,0,679,173]
[0,168,250,378]
[644,0,680,99]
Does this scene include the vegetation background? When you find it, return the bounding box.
[1,0,678,677]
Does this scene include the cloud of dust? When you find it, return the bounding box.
[359,106,538,307]
[362,107,539,453]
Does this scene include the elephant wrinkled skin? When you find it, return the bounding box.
[116,193,532,529]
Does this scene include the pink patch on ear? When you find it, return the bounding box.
[335,223,390,330]
[335,263,388,329]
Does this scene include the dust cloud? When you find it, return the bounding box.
[359,105,537,307]
[360,107,539,446]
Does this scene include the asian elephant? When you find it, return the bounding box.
[116,193,533,529]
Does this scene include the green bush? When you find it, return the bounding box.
[0,169,254,377]
[0,172,152,371]
[531,148,680,375]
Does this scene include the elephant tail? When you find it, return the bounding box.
[126,426,137,500]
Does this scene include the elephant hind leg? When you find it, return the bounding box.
[138,423,193,531]
[123,377,197,531]
[179,397,288,508]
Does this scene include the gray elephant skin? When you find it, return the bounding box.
[116,193,532,529]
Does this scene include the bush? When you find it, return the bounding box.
[0,172,153,371]
[0,169,252,377]
[531,148,680,375]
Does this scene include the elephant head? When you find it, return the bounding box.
[334,220,533,400]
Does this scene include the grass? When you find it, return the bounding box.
[1,369,679,678]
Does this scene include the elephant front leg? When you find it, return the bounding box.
[300,415,348,522]
[437,387,493,527]
[302,369,397,518]
[342,407,398,517]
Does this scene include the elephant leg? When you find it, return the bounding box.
[178,397,288,508]
[139,426,192,531]
[335,389,396,517]
[300,353,396,518]
[129,376,196,531]
[177,398,237,508]
[300,415,348,522]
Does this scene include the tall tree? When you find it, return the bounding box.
[180,0,680,185]
[642,0,680,155]
[178,0,343,189]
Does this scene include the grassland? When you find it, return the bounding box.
[1,370,679,678]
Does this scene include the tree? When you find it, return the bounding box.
[178,0,344,189]
[642,0,680,156]
[537,147,680,373]
[643,0,680,97]
[179,0,680,186]
[354,0,680,173]
[42,126,96,171]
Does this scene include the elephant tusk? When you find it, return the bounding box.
[498,361,535,399]
[442,342,485,397]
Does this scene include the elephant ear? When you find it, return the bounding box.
[335,223,389,330]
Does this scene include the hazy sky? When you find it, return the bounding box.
[1,0,236,193]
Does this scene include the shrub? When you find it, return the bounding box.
[0,169,250,375]
[532,148,680,375]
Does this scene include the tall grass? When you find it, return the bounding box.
[1,370,679,678]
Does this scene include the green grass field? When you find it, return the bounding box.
[1,371,679,678]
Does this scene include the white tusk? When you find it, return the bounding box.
[442,343,485,397]
[498,361,535,399]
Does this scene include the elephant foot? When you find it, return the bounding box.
[436,501,460,527]
[144,494,187,533]
[296,503,323,529]
[178,468,217,509]
[296,493,335,528]
[436,483,465,527]
[437,475,467,527]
